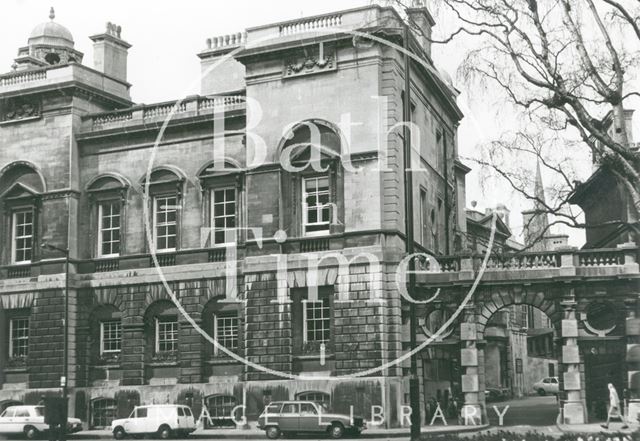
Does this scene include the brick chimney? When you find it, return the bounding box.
[89,22,131,83]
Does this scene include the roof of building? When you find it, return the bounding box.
[28,8,74,46]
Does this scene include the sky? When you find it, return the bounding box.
[0,0,596,246]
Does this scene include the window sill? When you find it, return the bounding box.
[3,366,27,374]
[148,361,179,368]
[206,357,241,365]
[92,363,121,369]
[293,353,335,361]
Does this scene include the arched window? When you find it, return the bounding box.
[278,120,344,238]
[87,175,129,258]
[91,398,117,428]
[142,168,185,253]
[296,391,330,406]
[205,395,237,427]
[0,162,45,266]
[198,161,243,247]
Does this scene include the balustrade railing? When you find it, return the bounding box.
[576,249,625,267]
[95,259,120,273]
[279,14,343,36]
[92,110,133,128]
[143,102,188,118]
[205,32,247,50]
[485,252,560,270]
[0,69,47,87]
[153,253,177,267]
[7,265,31,279]
[87,94,245,130]
[300,237,331,253]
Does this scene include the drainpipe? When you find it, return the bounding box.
[402,23,421,441]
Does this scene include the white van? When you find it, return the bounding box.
[111,405,196,439]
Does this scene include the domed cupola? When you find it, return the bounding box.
[13,7,84,70]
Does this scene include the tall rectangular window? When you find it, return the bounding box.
[302,176,330,236]
[155,317,178,352]
[9,318,29,357]
[98,202,120,257]
[153,196,177,251]
[211,188,236,245]
[215,313,239,352]
[420,188,428,246]
[100,320,122,354]
[12,210,33,264]
[303,298,330,343]
[436,198,443,253]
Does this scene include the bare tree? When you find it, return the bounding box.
[386,0,640,245]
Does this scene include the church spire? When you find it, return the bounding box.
[49,7,55,20]
[534,159,546,209]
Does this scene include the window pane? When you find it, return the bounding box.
[157,317,178,352]
[154,197,178,251]
[101,321,122,353]
[304,298,330,344]
[211,188,237,245]
[13,210,34,263]
[10,318,29,357]
[99,202,121,256]
[215,313,239,352]
[302,177,330,236]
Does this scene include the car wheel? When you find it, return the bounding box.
[265,426,280,439]
[157,425,172,440]
[24,425,38,440]
[113,426,127,440]
[329,424,344,439]
[537,388,546,396]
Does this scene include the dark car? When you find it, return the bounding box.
[257,401,365,439]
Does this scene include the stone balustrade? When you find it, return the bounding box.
[279,14,343,36]
[205,32,247,51]
[0,69,47,87]
[84,94,246,131]
[418,246,639,285]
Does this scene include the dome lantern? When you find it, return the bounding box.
[12,7,84,70]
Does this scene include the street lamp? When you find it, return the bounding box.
[41,242,69,438]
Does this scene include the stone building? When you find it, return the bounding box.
[0,5,466,427]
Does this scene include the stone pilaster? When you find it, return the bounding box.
[121,285,146,386]
[624,298,640,421]
[559,292,586,424]
[244,272,292,380]
[460,304,483,425]
[178,281,204,383]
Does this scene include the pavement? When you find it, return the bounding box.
[70,423,489,440]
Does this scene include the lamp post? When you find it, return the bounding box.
[41,242,69,438]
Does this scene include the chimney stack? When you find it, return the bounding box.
[90,22,131,83]
[405,6,435,58]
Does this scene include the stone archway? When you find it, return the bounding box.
[458,285,586,425]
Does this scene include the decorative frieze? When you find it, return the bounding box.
[283,43,336,79]
[1,96,41,123]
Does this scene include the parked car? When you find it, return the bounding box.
[111,404,196,440]
[532,377,559,395]
[484,388,509,402]
[257,401,365,439]
[0,405,83,439]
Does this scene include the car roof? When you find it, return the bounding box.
[137,404,188,408]
[269,401,315,404]
[4,405,38,411]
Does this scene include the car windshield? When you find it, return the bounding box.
[318,402,330,412]
[33,407,45,416]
